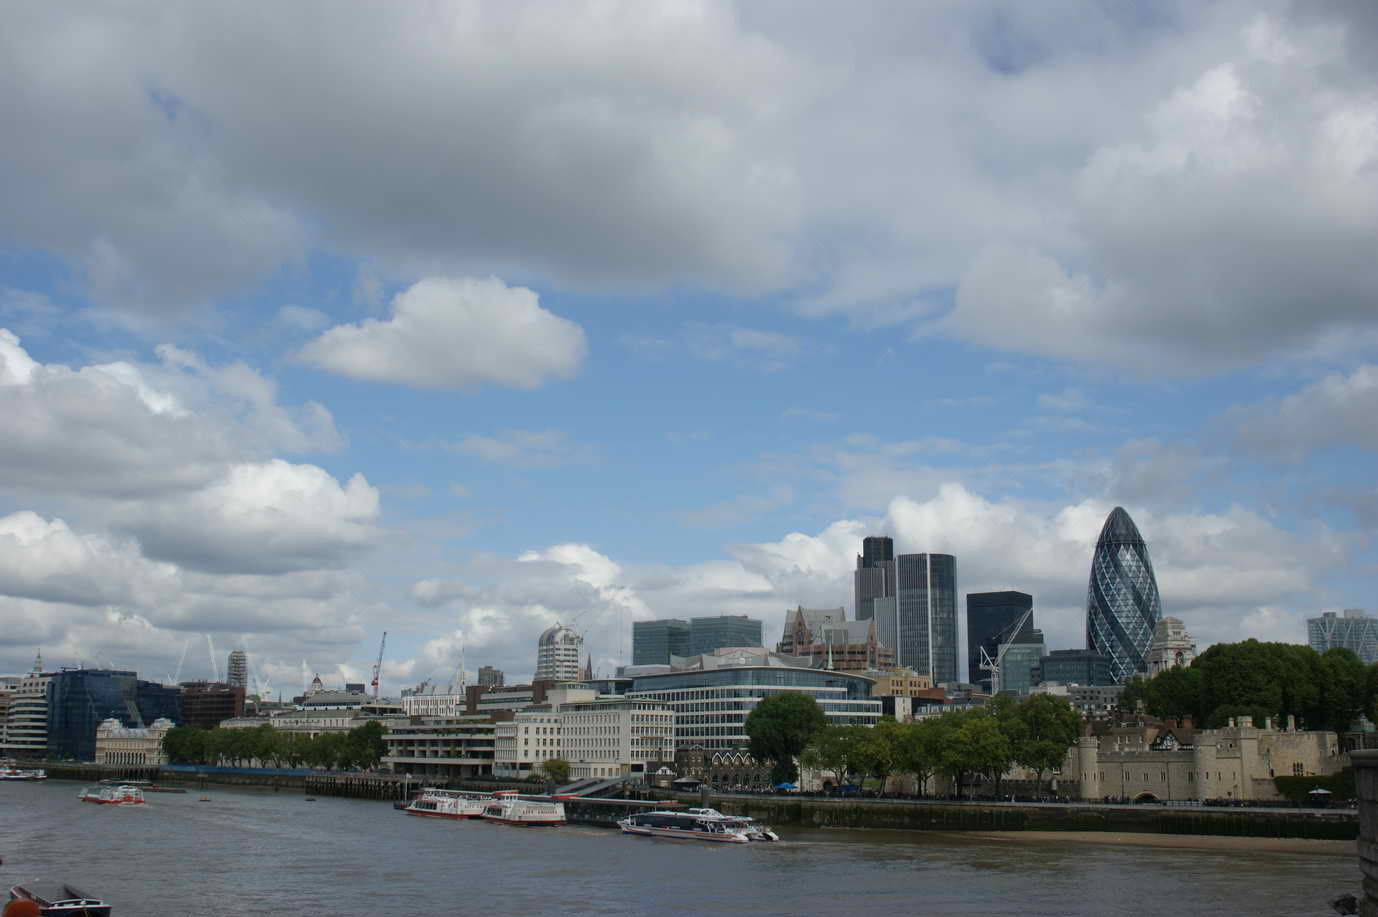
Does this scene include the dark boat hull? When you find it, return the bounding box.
[10,883,112,916]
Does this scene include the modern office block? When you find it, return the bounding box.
[1039,649,1113,686]
[896,553,959,683]
[1308,610,1378,664]
[995,630,1045,695]
[535,624,584,682]
[632,619,691,666]
[1086,507,1162,683]
[46,669,182,762]
[967,591,1035,690]
[688,615,762,656]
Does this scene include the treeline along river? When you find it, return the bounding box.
[1,780,1361,916]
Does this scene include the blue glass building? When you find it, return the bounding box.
[46,669,182,762]
[1085,507,1162,684]
[896,553,958,683]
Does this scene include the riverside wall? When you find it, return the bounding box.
[1352,749,1378,915]
[666,792,1358,841]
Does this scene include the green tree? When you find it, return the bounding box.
[541,757,571,785]
[854,718,900,791]
[894,717,948,797]
[744,692,828,785]
[939,711,1011,797]
[1318,648,1365,732]
[1012,694,1082,798]
[800,725,863,788]
[346,721,388,770]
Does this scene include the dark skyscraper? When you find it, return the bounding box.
[966,591,1035,690]
[855,536,897,653]
[896,553,958,683]
[1086,506,1163,684]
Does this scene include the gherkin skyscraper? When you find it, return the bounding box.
[1086,507,1162,684]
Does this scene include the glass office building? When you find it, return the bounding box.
[1040,649,1113,686]
[688,616,762,656]
[1308,610,1378,664]
[628,663,880,750]
[896,553,958,683]
[632,619,691,665]
[966,590,1034,690]
[1086,507,1162,684]
[46,669,182,762]
[996,631,1045,695]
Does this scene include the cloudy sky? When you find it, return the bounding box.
[2,1,1376,695]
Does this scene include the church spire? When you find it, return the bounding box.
[32,649,42,674]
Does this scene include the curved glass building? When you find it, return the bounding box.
[1086,507,1162,684]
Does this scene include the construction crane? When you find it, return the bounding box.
[371,631,387,699]
[978,607,1034,695]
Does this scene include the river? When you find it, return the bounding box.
[0,781,1361,916]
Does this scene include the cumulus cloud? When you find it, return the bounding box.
[112,460,379,575]
[1227,364,1378,460]
[298,276,587,390]
[4,2,1371,375]
[945,21,1378,371]
[0,329,339,499]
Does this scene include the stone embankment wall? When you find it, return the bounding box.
[671,792,1357,841]
[1352,750,1378,915]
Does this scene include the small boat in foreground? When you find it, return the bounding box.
[78,785,145,806]
[480,791,565,826]
[684,807,780,841]
[618,811,750,843]
[9,883,112,916]
[404,788,491,820]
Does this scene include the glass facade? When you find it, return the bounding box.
[627,666,880,750]
[1040,649,1113,686]
[688,616,763,656]
[632,619,691,665]
[896,553,958,683]
[854,536,895,623]
[1307,610,1378,664]
[998,636,1045,695]
[47,669,183,762]
[966,590,1034,690]
[1085,507,1162,684]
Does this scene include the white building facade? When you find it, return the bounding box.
[534,624,583,682]
[95,717,175,767]
[0,654,50,760]
[1146,617,1197,675]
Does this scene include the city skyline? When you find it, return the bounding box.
[1,3,1376,692]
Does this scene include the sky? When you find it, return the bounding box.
[2,1,1376,697]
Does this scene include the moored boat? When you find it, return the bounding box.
[404,788,491,820]
[480,791,565,826]
[79,785,145,806]
[9,883,112,916]
[0,768,47,781]
[618,810,750,843]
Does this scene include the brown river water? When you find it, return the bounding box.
[0,780,1361,916]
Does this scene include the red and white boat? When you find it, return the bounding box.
[78,784,145,806]
[480,790,565,826]
[403,788,491,820]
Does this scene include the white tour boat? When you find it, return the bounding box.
[404,788,491,820]
[78,784,145,806]
[684,807,781,841]
[618,810,750,843]
[480,791,565,826]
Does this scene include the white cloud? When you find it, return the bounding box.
[1227,364,1378,460]
[0,329,340,500]
[298,276,587,390]
[444,429,595,468]
[112,459,379,575]
[276,305,330,331]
